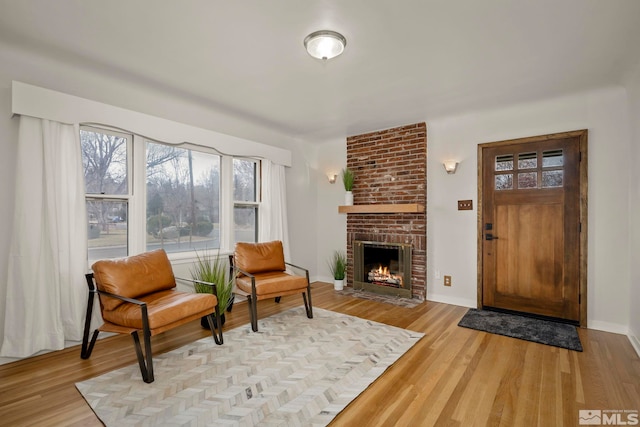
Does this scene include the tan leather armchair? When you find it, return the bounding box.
[80,249,223,383]
[231,240,313,331]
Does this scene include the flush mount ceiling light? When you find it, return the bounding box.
[304,30,347,60]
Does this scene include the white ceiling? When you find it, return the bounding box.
[1,0,639,142]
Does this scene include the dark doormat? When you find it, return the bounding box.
[458,309,583,351]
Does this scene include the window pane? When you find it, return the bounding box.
[518,172,537,189]
[234,205,257,243]
[495,174,513,190]
[543,149,564,168]
[87,200,127,261]
[495,155,513,171]
[146,142,220,253]
[542,170,563,188]
[233,159,257,202]
[518,152,537,170]
[80,128,128,195]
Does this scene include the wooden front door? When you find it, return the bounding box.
[479,130,587,324]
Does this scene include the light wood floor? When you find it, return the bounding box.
[1,282,638,426]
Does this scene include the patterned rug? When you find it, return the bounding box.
[76,307,424,426]
[458,309,583,351]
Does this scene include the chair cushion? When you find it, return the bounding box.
[234,241,286,274]
[236,271,308,296]
[101,289,217,331]
[92,249,176,311]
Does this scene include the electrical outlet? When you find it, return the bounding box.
[458,200,473,210]
[444,275,452,286]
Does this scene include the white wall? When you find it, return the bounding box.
[623,63,640,354]
[315,139,348,282]
[284,139,320,275]
[427,87,632,333]
[315,87,633,334]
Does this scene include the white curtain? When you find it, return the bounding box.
[258,160,291,260]
[1,116,88,358]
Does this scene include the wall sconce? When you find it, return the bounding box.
[443,160,459,174]
[328,173,338,184]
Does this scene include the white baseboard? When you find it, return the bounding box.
[587,320,629,335]
[628,329,640,358]
[312,275,333,284]
[426,293,477,308]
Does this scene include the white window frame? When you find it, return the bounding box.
[82,129,263,264]
[81,125,135,263]
[232,157,261,245]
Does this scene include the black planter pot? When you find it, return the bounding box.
[200,293,235,329]
[201,313,225,330]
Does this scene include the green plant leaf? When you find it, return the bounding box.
[190,248,234,311]
[341,168,354,191]
[327,250,347,280]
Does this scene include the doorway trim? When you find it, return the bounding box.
[476,130,588,326]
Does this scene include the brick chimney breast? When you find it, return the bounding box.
[345,123,427,300]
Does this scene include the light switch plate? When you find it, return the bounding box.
[458,200,473,210]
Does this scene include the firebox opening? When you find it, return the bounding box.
[365,246,403,288]
[353,240,412,298]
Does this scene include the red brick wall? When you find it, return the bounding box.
[346,122,427,300]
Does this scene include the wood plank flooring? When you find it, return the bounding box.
[0,282,638,426]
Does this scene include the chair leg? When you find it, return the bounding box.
[247,295,259,332]
[81,330,99,359]
[303,272,313,319]
[303,289,313,319]
[81,278,99,359]
[205,305,224,345]
[132,331,154,383]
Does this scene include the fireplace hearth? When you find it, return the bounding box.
[353,240,412,298]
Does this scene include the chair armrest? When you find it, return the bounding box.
[285,262,309,275]
[175,276,219,296]
[97,289,146,306]
[96,289,150,335]
[231,266,255,279]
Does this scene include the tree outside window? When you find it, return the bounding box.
[233,158,259,243]
[146,142,221,253]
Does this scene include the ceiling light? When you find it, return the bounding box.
[304,30,346,60]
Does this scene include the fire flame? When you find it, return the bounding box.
[368,264,402,287]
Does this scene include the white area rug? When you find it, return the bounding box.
[76,307,424,426]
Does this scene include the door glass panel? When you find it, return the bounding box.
[518,172,537,189]
[542,170,563,187]
[495,155,514,171]
[543,149,563,168]
[495,174,513,190]
[518,152,537,170]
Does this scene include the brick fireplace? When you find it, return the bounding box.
[345,122,426,300]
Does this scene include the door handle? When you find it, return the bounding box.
[485,234,499,240]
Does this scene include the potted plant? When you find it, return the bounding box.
[191,249,234,329]
[328,250,347,290]
[342,167,355,205]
